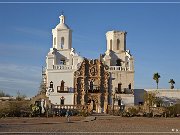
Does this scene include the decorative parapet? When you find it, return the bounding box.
[53,104,90,110]
[115,88,134,94]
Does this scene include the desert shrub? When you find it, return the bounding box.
[16,91,26,101]
[113,110,121,116]
[0,90,11,97]
[0,101,31,117]
[127,107,139,117]
[174,104,180,114]
[79,109,89,117]
[0,105,10,117]
[121,111,130,117]
[166,104,180,117]
[31,104,41,117]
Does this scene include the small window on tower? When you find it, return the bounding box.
[125,56,129,66]
[50,81,53,89]
[61,37,64,49]
[117,39,120,50]
[110,39,112,50]
[54,37,56,45]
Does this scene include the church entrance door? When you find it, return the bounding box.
[92,100,96,112]
[89,99,97,112]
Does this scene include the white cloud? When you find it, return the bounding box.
[0,63,41,97]
[14,26,50,38]
[0,42,46,55]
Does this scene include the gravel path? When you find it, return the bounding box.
[0,116,180,134]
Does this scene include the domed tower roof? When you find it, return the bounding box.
[56,14,70,30]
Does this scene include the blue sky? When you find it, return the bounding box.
[0,1,180,97]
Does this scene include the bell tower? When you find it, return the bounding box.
[106,31,127,52]
[52,14,72,50]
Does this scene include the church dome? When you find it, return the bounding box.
[56,14,70,30]
[56,23,69,29]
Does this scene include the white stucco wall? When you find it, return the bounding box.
[47,93,74,105]
[47,71,75,93]
[114,94,134,106]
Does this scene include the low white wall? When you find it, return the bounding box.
[121,94,134,106]
[115,94,134,106]
[145,89,180,99]
[134,89,180,106]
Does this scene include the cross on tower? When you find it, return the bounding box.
[61,11,64,15]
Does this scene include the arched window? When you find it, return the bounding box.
[118,83,122,93]
[118,99,121,106]
[128,83,131,89]
[60,80,65,91]
[60,96,65,105]
[50,81,53,89]
[125,56,129,67]
[54,37,56,45]
[116,59,121,66]
[110,39,112,50]
[61,37,64,49]
[117,39,120,50]
[60,59,65,65]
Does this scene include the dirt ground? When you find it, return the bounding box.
[0,116,180,135]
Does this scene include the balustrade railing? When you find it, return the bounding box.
[53,65,74,70]
[109,66,130,71]
[57,86,70,93]
[53,104,89,110]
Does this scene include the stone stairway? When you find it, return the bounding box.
[91,113,111,117]
[81,113,116,122]
[81,116,96,122]
[91,113,118,121]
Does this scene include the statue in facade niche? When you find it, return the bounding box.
[70,48,78,56]
[60,80,65,91]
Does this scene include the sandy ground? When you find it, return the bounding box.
[0,116,180,135]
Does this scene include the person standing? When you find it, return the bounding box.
[66,109,70,122]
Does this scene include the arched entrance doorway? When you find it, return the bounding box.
[88,99,96,112]
[87,95,100,113]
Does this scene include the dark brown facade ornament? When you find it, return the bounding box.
[74,59,110,112]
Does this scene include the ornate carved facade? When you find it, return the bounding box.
[74,59,110,113]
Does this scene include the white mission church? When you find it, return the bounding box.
[42,14,180,113]
[44,14,135,113]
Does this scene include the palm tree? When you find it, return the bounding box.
[153,72,161,89]
[169,79,175,89]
